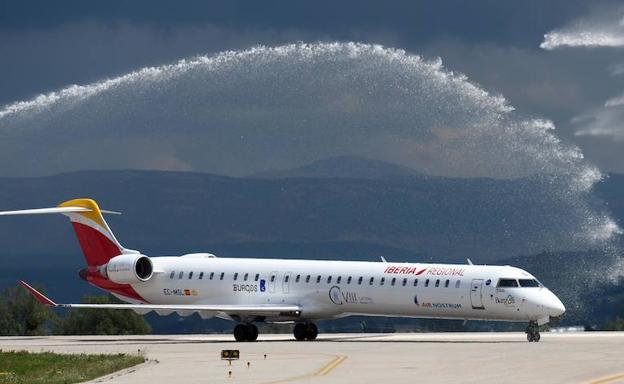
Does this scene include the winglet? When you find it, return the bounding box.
[18,281,57,307]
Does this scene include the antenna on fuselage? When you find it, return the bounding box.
[380,256,388,263]
[466,258,474,265]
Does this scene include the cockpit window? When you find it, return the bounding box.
[496,278,519,288]
[518,279,541,287]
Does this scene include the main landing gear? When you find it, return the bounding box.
[293,322,318,341]
[233,323,259,342]
[526,321,541,342]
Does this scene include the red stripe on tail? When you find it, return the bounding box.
[71,222,122,266]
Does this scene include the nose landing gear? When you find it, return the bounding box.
[293,322,318,341]
[526,321,541,342]
[233,323,259,342]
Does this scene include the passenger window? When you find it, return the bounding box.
[497,278,519,288]
[358,276,363,285]
[285,275,290,283]
[425,279,430,287]
[369,277,374,285]
[391,278,396,286]
[170,271,175,279]
[306,275,311,283]
[179,271,184,279]
[455,280,460,288]
[188,271,193,279]
[199,272,204,280]
[444,279,449,288]
[255,273,259,281]
[220,272,224,280]
[414,279,418,287]
[233,273,238,281]
[347,276,352,284]
[327,276,332,284]
[316,275,321,283]
[244,273,248,281]
[271,275,276,282]
[295,274,301,283]
[209,272,214,280]
[337,276,342,284]
[402,278,407,286]
[435,279,440,287]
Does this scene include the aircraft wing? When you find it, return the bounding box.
[19,281,301,319]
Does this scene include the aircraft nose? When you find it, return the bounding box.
[540,290,565,317]
[528,289,566,318]
[549,296,566,317]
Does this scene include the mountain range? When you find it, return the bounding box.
[2,156,620,268]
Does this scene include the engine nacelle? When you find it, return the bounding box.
[103,254,153,284]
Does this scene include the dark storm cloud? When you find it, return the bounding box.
[537,2,624,170]
[0,21,317,104]
[0,0,591,46]
[1,0,624,173]
[0,0,606,104]
[418,40,624,171]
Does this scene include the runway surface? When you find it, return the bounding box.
[1,332,623,384]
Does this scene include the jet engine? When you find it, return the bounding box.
[103,254,153,284]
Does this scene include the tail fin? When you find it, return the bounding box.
[57,199,128,266]
[0,198,128,266]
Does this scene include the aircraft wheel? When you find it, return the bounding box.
[234,324,247,342]
[293,323,307,341]
[526,321,540,342]
[306,323,318,341]
[246,323,259,341]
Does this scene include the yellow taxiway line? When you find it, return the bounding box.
[317,355,347,376]
[588,372,624,384]
[261,354,348,384]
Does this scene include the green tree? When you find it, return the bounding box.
[58,295,150,335]
[0,285,54,336]
[605,318,624,331]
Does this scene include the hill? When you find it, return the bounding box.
[0,167,613,267]
[250,155,430,179]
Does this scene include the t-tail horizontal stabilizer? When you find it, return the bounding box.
[1,199,127,267]
[0,206,121,216]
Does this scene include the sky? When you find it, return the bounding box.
[1,0,624,176]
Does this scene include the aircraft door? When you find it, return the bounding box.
[470,279,485,309]
[269,271,278,293]
[283,272,292,294]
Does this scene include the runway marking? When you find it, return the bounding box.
[317,355,347,376]
[261,354,347,384]
[588,372,624,384]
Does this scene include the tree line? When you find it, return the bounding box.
[0,284,150,336]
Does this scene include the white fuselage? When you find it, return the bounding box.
[122,254,565,324]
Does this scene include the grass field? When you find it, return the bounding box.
[0,350,145,384]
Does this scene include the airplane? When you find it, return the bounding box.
[1,198,565,342]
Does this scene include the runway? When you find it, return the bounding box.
[1,332,623,384]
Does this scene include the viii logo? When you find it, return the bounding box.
[329,286,358,305]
